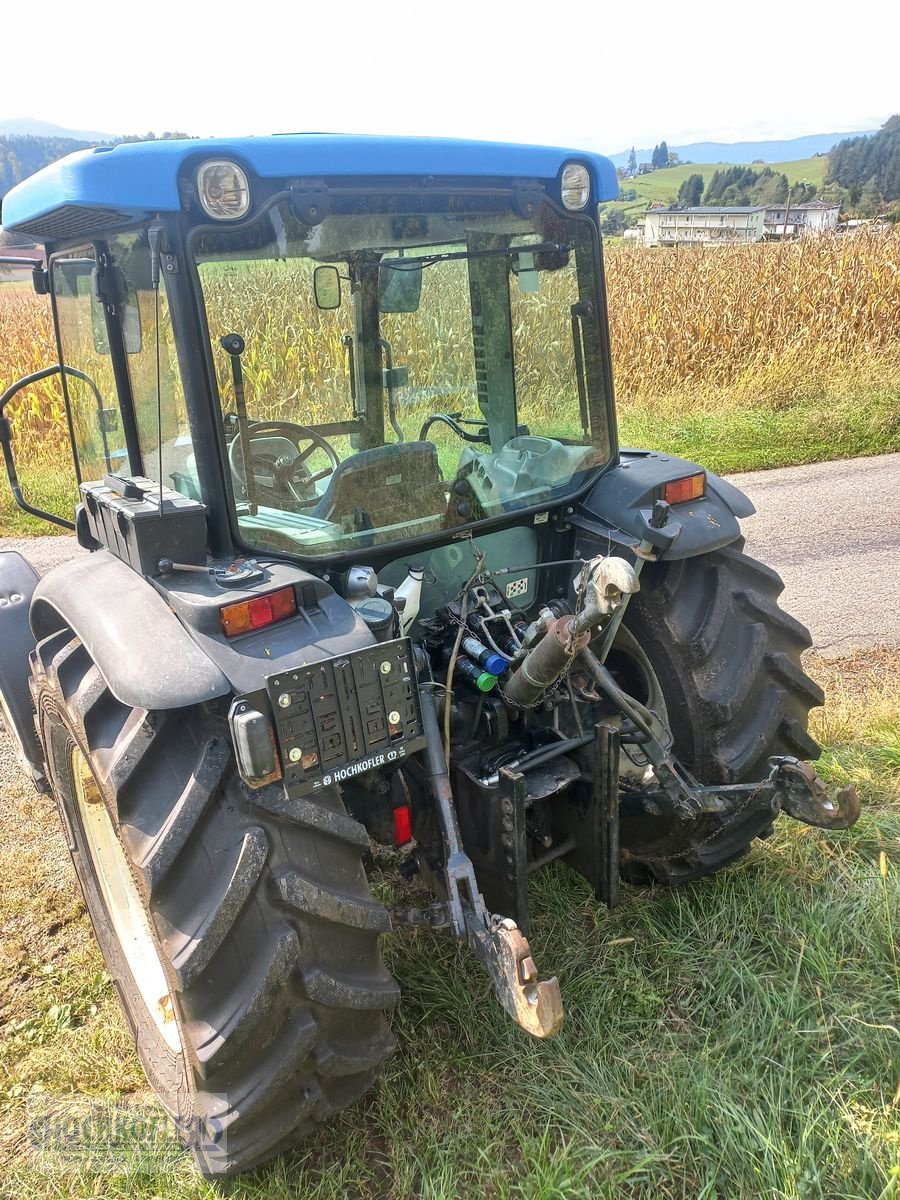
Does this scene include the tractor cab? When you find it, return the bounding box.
[1,136,619,566]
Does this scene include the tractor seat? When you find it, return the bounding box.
[306,441,447,539]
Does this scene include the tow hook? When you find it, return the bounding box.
[770,757,861,830]
[465,912,564,1039]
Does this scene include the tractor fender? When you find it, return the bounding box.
[29,551,231,711]
[574,449,755,560]
[0,550,43,770]
[154,561,376,698]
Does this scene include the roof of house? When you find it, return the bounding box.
[0,226,39,249]
[763,200,839,209]
[0,134,619,243]
[649,206,765,215]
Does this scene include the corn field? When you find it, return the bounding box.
[1,230,898,475]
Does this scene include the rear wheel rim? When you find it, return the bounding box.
[606,625,670,782]
[71,747,182,1053]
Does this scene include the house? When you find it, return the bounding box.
[763,200,840,238]
[0,226,42,261]
[642,206,766,246]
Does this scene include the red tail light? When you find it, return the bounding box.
[220,586,297,637]
[392,804,413,846]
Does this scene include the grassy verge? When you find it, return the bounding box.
[1,650,897,1198]
[0,461,77,538]
[617,388,900,474]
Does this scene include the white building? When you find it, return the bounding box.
[642,206,766,246]
[763,200,840,238]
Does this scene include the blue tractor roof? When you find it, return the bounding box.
[1,134,619,243]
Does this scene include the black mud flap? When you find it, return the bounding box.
[0,551,44,779]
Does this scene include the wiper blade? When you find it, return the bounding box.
[379,242,570,271]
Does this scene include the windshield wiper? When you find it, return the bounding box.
[379,242,570,271]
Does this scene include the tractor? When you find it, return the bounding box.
[0,135,859,1175]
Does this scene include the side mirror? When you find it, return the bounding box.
[0,255,43,289]
[378,261,423,313]
[313,265,341,310]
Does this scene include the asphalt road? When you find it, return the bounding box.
[727,452,900,655]
[1,452,898,655]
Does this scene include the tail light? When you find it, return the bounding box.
[392,804,413,846]
[220,586,297,637]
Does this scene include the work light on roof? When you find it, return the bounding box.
[560,162,590,211]
[196,160,251,220]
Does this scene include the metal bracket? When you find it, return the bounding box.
[559,723,621,909]
[418,680,564,1038]
[391,903,451,929]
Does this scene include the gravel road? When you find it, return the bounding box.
[1,451,898,653]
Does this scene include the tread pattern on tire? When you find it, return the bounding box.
[31,628,399,1177]
[621,538,823,885]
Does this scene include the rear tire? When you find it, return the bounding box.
[31,629,399,1176]
[618,538,823,885]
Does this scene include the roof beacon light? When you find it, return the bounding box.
[561,162,591,211]
[197,160,251,220]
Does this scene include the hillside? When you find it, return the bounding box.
[605,156,831,229]
[607,131,875,168]
[0,117,115,142]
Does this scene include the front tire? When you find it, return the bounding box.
[31,629,399,1176]
[617,538,824,884]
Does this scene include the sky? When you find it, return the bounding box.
[2,0,897,153]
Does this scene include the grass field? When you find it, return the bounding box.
[628,156,829,203]
[1,648,897,1198]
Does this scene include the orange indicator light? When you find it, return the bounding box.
[663,473,706,505]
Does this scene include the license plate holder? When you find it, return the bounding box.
[267,637,425,796]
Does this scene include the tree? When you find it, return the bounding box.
[790,180,817,204]
[650,142,670,169]
[667,150,681,166]
[828,115,900,204]
[627,147,637,176]
[859,175,883,215]
[677,173,704,206]
[750,168,789,206]
[600,207,629,235]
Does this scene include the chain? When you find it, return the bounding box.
[638,777,774,865]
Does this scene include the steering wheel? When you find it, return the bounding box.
[228,420,340,508]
